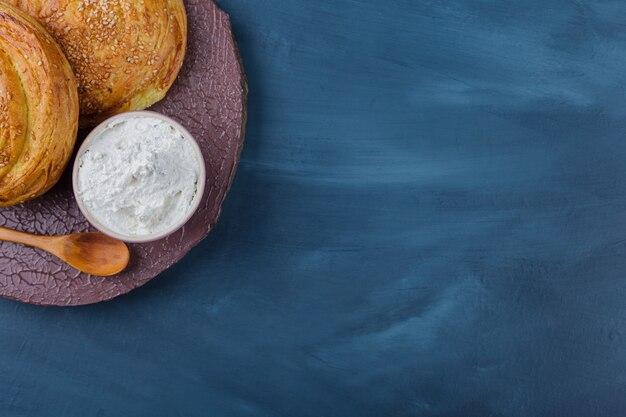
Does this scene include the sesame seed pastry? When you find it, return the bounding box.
[0,1,79,207]
[6,0,188,126]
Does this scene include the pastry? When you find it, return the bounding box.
[0,2,79,207]
[7,0,188,126]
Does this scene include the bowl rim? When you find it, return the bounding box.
[72,110,207,243]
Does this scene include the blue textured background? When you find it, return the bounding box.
[2,0,626,415]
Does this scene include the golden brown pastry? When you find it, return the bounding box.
[0,1,79,207]
[7,0,187,126]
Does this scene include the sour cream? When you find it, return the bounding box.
[74,112,205,242]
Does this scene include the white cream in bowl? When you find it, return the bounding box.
[73,111,205,242]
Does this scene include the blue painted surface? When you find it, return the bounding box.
[2,0,626,415]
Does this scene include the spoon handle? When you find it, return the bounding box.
[0,226,54,250]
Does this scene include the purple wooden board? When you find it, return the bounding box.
[0,0,247,306]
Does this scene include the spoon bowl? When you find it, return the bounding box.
[52,232,130,276]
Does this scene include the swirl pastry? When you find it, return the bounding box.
[7,0,187,126]
[0,2,79,207]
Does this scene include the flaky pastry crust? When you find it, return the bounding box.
[7,0,187,126]
[0,1,79,207]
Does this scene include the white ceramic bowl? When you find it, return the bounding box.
[72,110,206,243]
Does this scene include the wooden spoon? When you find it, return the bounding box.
[0,226,130,276]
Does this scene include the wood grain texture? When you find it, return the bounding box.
[0,0,246,306]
